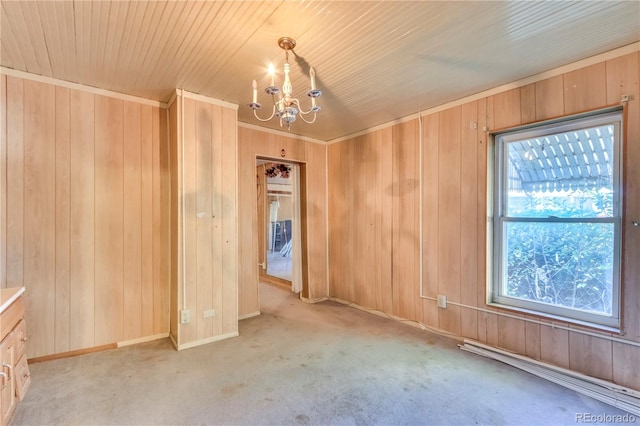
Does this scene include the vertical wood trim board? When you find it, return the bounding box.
[154,106,171,336]
[436,107,461,336]
[6,76,24,288]
[606,52,640,390]
[303,142,329,302]
[392,121,420,322]
[421,113,439,329]
[459,101,479,341]
[168,101,180,343]
[0,74,6,289]
[140,105,155,337]
[211,105,225,337]
[2,75,169,358]
[23,79,56,357]
[94,95,125,346]
[54,86,71,354]
[123,101,143,341]
[221,106,238,335]
[69,89,95,351]
[180,97,197,345]
[327,140,348,302]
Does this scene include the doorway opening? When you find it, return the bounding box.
[256,158,304,295]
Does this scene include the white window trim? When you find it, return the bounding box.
[489,108,623,330]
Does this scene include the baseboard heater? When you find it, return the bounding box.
[460,339,640,416]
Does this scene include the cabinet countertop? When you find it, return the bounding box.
[0,287,25,314]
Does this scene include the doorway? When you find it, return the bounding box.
[256,159,303,293]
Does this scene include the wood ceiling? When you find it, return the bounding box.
[1,1,639,142]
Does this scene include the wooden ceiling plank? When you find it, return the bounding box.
[305,2,409,57]
[0,2,24,70]
[503,2,562,36]
[312,1,483,94]
[193,1,346,97]
[1,2,41,73]
[89,1,112,87]
[116,1,152,88]
[98,1,131,88]
[82,1,101,86]
[72,0,91,80]
[131,0,186,91]
[0,36,18,71]
[37,1,68,80]
[141,0,201,89]
[86,1,101,83]
[126,1,168,89]
[20,1,54,76]
[304,3,430,83]
[55,1,78,82]
[172,1,247,90]
[140,0,208,92]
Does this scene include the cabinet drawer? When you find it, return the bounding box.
[0,298,24,342]
[14,320,27,361]
[14,355,30,401]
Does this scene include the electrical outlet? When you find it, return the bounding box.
[181,309,191,324]
[437,295,447,309]
[203,309,216,318]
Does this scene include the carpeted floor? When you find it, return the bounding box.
[12,283,632,425]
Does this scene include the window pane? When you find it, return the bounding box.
[505,124,614,218]
[504,221,614,316]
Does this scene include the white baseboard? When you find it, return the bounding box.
[169,332,179,350]
[238,311,261,320]
[460,339,640,416]
[300,295,328,304]
[117,333,169,348]
[176,331,239,351]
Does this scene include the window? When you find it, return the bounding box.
[492,109,622,329]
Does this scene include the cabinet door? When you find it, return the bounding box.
[14,355,30,401]
[0,332,16,426]
[14,320,26,361]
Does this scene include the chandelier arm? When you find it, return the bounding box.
[297,111,317,124]
[289,98,314,116]
[252,106,277,122]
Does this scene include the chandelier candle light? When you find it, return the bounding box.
[248,37,322,129]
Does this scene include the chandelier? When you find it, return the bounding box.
[248,37,322,129]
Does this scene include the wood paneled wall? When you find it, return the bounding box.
[328,129,394,312]
[0,75,170,359]
[238,127,328,317]
[169,93,238,349]
[328,51,640,391]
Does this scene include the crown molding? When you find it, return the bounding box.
[0,67,167,108]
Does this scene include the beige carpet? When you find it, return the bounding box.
[12,283,630,425]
